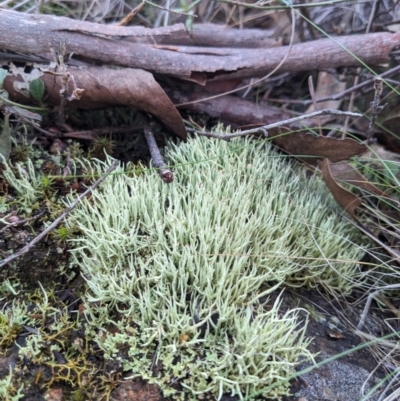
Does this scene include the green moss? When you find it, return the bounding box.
[65,134,367,399]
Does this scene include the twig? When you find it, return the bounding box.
[143,118,173,184]
[117,1,144,26]
[187,109,363,140]
[215,0,351,10]
[343,74,360,138]
[144,0,197,17]
[367,76,385,144]
[308,76,322,136]
[50,42,69,127]
[63,125,145,140]
[316,65,399,103]
[357,291,378,331]
[0,159,119,269]
[0,211,45,233]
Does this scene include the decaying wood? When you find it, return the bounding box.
[0,9,399,83]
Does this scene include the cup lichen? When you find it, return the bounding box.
[65,135,367,399]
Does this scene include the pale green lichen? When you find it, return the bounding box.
[1,152,83,214]
[2,158,42,208]
[66,134,367,399]
[0,367,24,401]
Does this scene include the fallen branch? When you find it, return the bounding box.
[0,159,119,269]
[0,9,399,83]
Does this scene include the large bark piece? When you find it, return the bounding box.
[0,9,399,83]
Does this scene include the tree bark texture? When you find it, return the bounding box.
[0,9,399,84]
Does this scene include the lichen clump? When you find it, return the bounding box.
[67,135,365,399]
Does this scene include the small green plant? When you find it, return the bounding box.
[37,174,55,196]
[88,136,116,159]
[69,141,85,160]
[10,139,38,162]
[29,79,45,105]
[53,225,75,243]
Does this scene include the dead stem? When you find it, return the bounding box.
[188,109,363,140]
[143,117,173,184]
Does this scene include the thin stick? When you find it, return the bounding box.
[143,118,173,183]
[357,291,378,331]
[0,159,119,269]
[63,125,144,140]
[144,0,197,17]
[215,0,352,10]
[308,75,322,136]
[117,1,144,26]
[315,65,400,103]
[367,76,384,144]
[0,211,45,233]
[187,109,363,140]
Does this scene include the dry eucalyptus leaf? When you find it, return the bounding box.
[328,161,385,197]
[4,65,187,139]
[45,66,187,139]
[320,158,362,218]
[272,131,366,163]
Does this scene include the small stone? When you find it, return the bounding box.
[44,387,65,401]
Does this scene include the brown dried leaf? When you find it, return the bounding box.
[272,131,366,163]
[328,161,385,197]
[320,158,362,218]
[5,66,186,139]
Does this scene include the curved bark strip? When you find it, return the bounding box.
[0,9,399,83]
